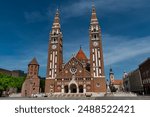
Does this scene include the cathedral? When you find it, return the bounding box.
[45,5,107,95]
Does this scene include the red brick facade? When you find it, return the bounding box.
[45,6,106,95]
[21,58,40,97]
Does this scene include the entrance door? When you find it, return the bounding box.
[64,85,68,93]
[70,84,77,93]
[79,85,83,93]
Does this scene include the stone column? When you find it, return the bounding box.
[84,84,86,93]
[77,86,79,93]
[61,85,64,93]
[69,89,71,93]
[83,78,86,93]
[69,85,71,93]
[61,79,64,93]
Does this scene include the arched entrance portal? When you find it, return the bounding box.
[64,85,68,93]
[79,85,83,93]
[70,84,77,93]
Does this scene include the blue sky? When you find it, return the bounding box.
[0,0,150,80]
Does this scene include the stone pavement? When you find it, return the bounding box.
[106,92,137,97]
[0,96,150,100]
[0,92,149,100]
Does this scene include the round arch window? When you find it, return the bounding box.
[70,66,77,74]
[96,83,100,87]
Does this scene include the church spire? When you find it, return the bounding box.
[54,9,59,23]
[89,2,105,77]
[52,9,61,33]
[46,7,63,88]
[91,2,98,24]
[109,67,114,75]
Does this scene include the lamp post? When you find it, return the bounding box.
[106,79,111,94]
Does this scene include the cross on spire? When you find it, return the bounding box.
[91,1,98,24]
[80,45,82,49]
[92,0,95,7]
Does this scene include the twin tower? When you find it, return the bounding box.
[22,5,107,97]
[45,5,106,95]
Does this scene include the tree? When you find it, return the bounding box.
[0,73,25,96]
[0,85,4,97]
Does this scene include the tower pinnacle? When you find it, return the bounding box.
[109,67,114,75]
[92,0,95,7]
[52,9,61,31]
[29,57,39,66]
[91,3,98,24]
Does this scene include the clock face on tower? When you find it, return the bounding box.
[93,41,98,47]
[52,45,57,49]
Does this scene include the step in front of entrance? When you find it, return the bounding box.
[48,93,86,98]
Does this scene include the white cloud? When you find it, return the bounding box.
[0,44,48,75]
[24,11,48,23]
[23,0,149,23]
[62,0,149,18]
[22,0,150,24]
[0,56,28,71]
[23,5,56,23]
[1,34,149,77]
[103,34,150,65]
[61,34,150,67]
